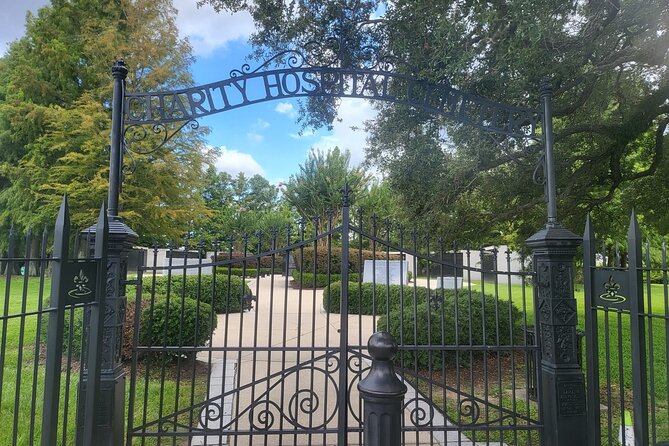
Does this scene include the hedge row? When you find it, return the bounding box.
[151,274,251,313]
[291,270,360,288]
[213,252,283,269]
[215,267,274,278]
[140,298,216,352]
[323,281,443,315]
[295,247,402,274]
[377,298,522,369]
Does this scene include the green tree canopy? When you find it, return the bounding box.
[203,0,669,246]
[194,168,293,247]
[283,147,370,231]
[0,0,212,248]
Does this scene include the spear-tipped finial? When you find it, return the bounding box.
[340,183,352,207]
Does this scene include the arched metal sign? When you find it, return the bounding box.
[124,59,541,140]
[109,14,558,226]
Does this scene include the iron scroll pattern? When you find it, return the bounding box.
[345,350,525,431]
[137,352,340,436]
[123,12,542,141]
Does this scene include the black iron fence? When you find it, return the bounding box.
[126,199,541,445]
[0,198,107,446]
[584,213,669,445]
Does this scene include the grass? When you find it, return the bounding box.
[0,276,209,446]
[407,277,669,443]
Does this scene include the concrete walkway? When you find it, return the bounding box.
[194,274,502,446]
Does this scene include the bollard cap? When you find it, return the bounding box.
[368,331,397,362]
[358,332,407,397]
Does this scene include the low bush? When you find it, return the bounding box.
[296,247,402,274]
[323,281,438,314]
[213,252,284,269]
[151,274,251,313]
[377,297,523,370]
[291,270,359,288]
[140,297,216,351]
[215,267,274,278]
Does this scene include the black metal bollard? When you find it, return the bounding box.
[357,332,407,446]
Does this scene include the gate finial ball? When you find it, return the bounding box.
[367,331,397,362]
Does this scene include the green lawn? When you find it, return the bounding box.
[0,276,208,446]
[448,278,669,443]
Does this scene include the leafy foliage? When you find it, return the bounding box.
[202,0,669,245]
[323,281,434,315]
[193,168,295,248]
[291,270,359,288]
[377,298,523,370]
[295,246,401,274]
[140,298,216,351]
[0,0,212,248]
[151,274,251,314]
[283,147,370,230]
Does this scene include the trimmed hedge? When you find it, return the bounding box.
[323,281,440,315]
[151,274,251,313]
[215,267,274,278]
[213,252,283,269]
[140,298,216,351]
[291,270,359,288]
[377,297,523,370]
[295,247,402,274]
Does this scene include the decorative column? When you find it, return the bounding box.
[76,59,137,445]
[525,79,588,446]
[357,332,407,446]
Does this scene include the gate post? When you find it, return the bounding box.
[75,58,138,445]
[358,332,407,446]
[527,227,587,446]
[77,216,138,446]
[525,79,588,446]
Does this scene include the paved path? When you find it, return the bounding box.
[193,274,502,446]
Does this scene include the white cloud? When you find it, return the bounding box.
[247,132,264,143]
[215,146,265,177]
[313,98,378,167]
[253,118,270,130]
[173,0,254,57]
[274,102,296,116]
[289,129,315,139]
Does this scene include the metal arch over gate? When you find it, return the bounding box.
[105,4,589,446]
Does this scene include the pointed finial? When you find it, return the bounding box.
[539,77,553,97]
[340,183,352,207]
[112,58,128,79]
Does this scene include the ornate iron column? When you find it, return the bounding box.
[525,80,588,446]
[76,59,138,445]
[358,332,407,446]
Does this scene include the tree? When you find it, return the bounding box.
[0,0,212,250]
[283,147,370,232]
[202,0,669,246]
[194,167,293,247]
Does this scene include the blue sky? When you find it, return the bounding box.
[1,0,378,185]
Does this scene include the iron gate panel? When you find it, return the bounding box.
[0,198,109,446]
[583,214,669,446]
[127,202,541,445]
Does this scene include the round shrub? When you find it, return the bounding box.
[151,274,251,313]
[377,296,523,370]
[140,297,216,349]
[323,281,435,315]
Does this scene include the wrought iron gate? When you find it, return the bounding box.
[0,197,108,445]
[583,214,669,446]
[126,195,541,445]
